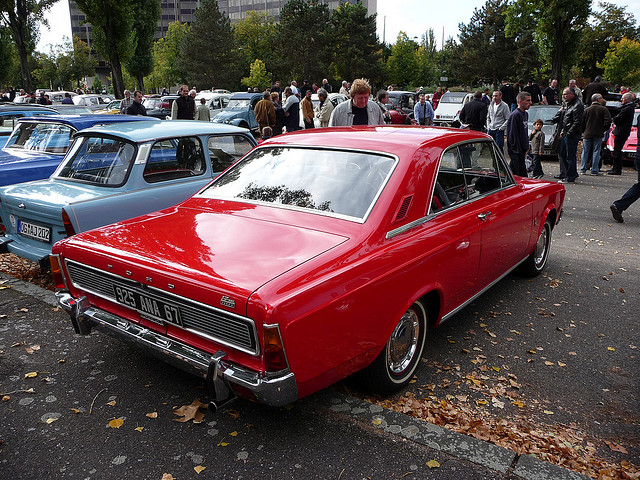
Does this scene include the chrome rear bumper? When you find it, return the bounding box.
[56,292,298,407]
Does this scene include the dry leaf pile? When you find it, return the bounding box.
[0,254,54,290]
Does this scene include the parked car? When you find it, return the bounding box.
[527,105,561,156]
[433,92,473,126]
[45,91,78,104]
[0,121,256,267]
[194,92,231,119]
[387,90,417,117]
[73,94,115,110]
[0,115,160,188]
[143,97,173,119]
[0,104,58,146]
[50,126,565,407]
[95,100,122,115]
[49,105,93,115]
[212,92,262,132]
[606,108,640,159]
[299,93,348,128]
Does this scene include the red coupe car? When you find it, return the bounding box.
[52,126,565,407]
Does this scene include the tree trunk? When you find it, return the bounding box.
[137,75,145,94]
[6,7,33,92]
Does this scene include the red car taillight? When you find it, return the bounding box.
[263,325,288,372]
[49,254,66,289]
[61,208,76,237]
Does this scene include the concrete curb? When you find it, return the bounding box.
[1,272,592,480]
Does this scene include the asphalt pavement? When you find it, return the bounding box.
[1,157,637,479]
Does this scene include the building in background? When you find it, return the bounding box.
[68,0,376,89]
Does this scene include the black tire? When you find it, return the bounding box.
[519,219,552,277]
[357,300,428,395]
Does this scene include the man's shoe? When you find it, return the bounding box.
[607,170,621,175]
[553,174,566,179]
[559,177,576,183]
[610,204,624,223]
[580,170,587,174]
[590,171,600,175]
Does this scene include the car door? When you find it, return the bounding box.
[454,140,532,289]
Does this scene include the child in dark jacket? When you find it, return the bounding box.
[529,119,545,178]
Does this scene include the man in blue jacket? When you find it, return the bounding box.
[506,92,532,177]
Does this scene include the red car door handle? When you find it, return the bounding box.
[478,211,492,221]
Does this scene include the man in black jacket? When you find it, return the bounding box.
[580,93,611,175]
[552,87,584,183]
[459,91,488,132]
[506,92,532,177]
[171,85,195,120]
[126,90,147,116]
[608,92,636,175]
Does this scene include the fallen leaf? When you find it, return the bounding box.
[135,426,144,432]
[492,398,505,409]
[161,474,175,480]
[558,362,566,367]
[108,418,124,429]
[225,409,240,419]
[512,401,525,408]
[543,410,554,415]
[146,412,158,419]
[24,371,38,378]
[605,440,628,454]
[607,347,615,351]
[372,419,382,426]
[568,352,577,356]
[45,417,57,424]
[173,398,208,423]
[426,459,440,468]
[217,441,229,447]
[70,408,81,414]
[229,431,238,436]
[194,466,206,474]
[545,361,554,366]
[106,400,116,406]
[19,308,29,312]
[2,395,10,401]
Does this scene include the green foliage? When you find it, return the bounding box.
[148,21,190,89]
[577,2,640,80]
[125,0,161,91]
[387,32,420,89]
[74,0,135,97]
[233,11,276,74]
[31,35,96,90]
[327,1,382,87]
[177,0,241,90]
[506,0,590,80]
[272,0,331,82]
[0,0,57,90]
[241,59,272,91]
[599,38,640,87]
[92,76,103,93]
[0,26,20,86]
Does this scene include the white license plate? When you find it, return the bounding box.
[18,220,51,243]
[113,284,183,326]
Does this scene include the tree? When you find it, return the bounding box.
[177,0,241,90]
[327,1,382,87]
[125,0,160,92]
[241,59,272,91]
[149,21,190,90]
[233,10,276,74]
[416,29,438,88]
[576,2,640,80]
[0,0,56,92]
[73,0,135,98]
[599,38,640,87]
[68,35,97,87]
[506,0,590,80]
[386,32,420,89]
[272,0,331,83]
[0,25,20,87]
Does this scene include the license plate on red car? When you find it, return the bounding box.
[113,285,182,326]
[18,220,51,243]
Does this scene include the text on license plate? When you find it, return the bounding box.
[18,220,51,243]
[113,285,182,326]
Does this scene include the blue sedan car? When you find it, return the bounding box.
[0,115,160,187]
[0,121,256,267]
[0,104,59,146]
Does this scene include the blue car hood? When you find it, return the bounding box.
[1,178,111,209]
[213,109,245,122]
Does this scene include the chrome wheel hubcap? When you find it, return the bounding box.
[534,226,549,269]
[387,309,420,375]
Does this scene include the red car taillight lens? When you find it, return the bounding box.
[49,255,66,289]
[61,208,75,237]
[263,325,288,372]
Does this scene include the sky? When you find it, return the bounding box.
[36,0,640,52]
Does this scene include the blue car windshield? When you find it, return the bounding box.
[54,136,136,186]
[5,121,74,154]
